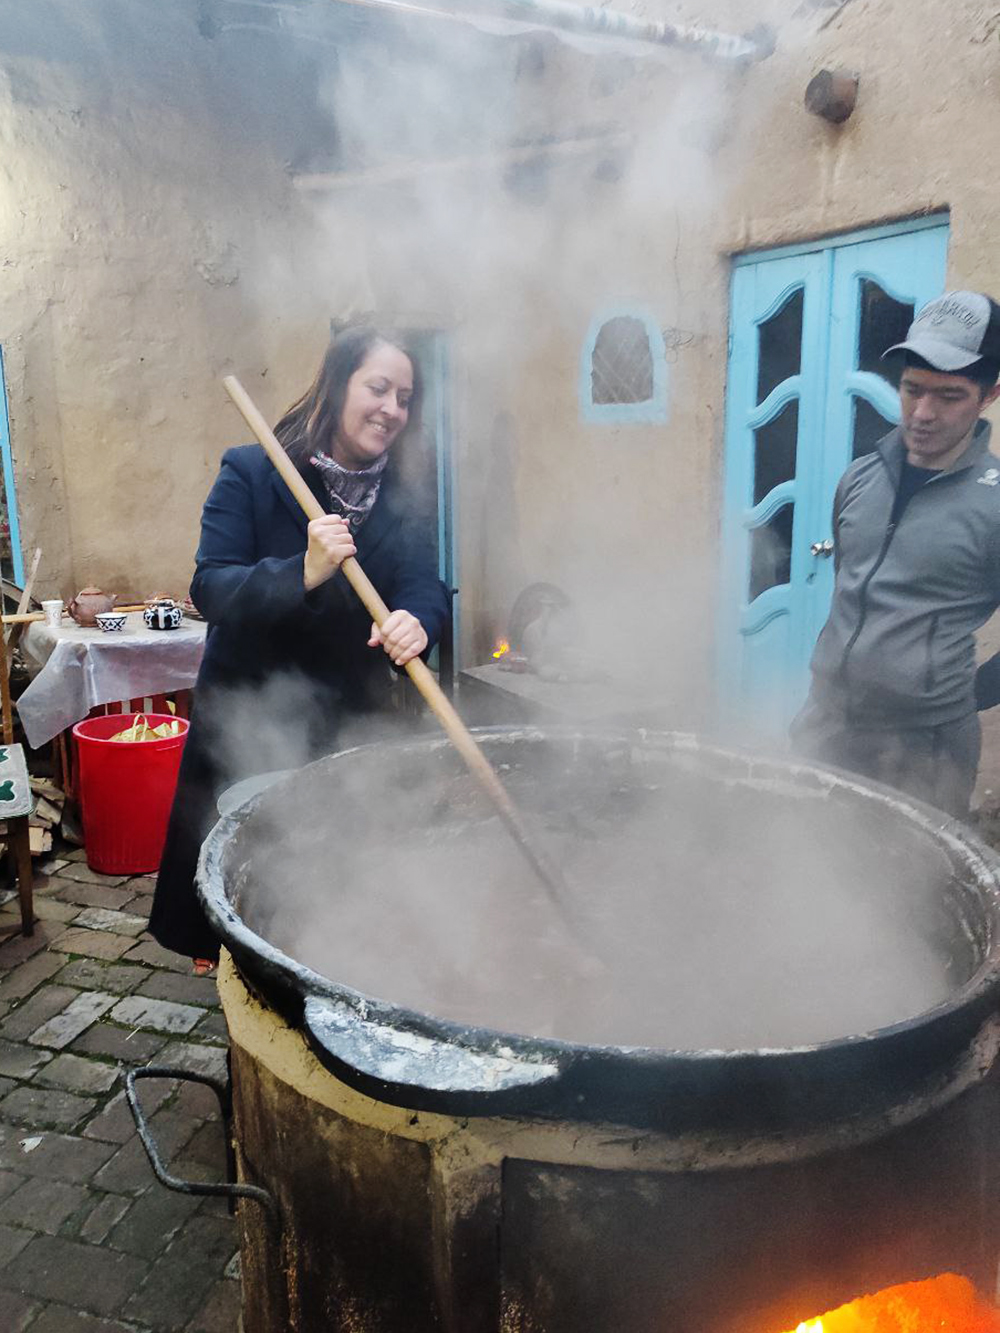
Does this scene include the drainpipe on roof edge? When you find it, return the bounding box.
[500,0,774,62]
[326,0,775,63]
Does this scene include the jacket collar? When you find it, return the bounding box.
[878,418,993,481]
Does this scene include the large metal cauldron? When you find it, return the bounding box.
[199,729,1000,1333]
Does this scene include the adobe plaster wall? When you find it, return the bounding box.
[1,0,998,747]
[0,3,363,603]
[708,0,1000,773]
[461,0,1000,726]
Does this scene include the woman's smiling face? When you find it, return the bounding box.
[333,342,414,470]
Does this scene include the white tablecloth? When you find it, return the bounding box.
[16,613,207,750]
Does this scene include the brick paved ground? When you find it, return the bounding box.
[0,852,241,1332]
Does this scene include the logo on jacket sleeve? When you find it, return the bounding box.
[977,468,1000,487]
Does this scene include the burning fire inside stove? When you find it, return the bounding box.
[778,1274,1000,1332]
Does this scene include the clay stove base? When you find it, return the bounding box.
[218,953,1000,1333]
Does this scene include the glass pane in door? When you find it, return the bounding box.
[858,279,915,381]
[749,505,794,601]
[757,288,804,404]
[852,395,896,459]
[753,401,799,505]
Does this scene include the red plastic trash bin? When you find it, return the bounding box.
[72,713,189,875]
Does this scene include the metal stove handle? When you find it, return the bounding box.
[304,996,562,1097]
[124,1064,278,1222]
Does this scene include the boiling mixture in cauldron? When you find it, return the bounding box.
[225,735,974,1051]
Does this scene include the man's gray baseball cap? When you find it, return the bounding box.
[884,290,1000,371]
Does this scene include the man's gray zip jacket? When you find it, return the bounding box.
[807,419,1000,728]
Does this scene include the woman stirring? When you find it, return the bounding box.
[150,326,451,969]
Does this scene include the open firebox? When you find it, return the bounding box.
[461,583,673,727]
[778,1274,1000,1332]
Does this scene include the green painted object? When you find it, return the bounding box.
[0,744,33,817]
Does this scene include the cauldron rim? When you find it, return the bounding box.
[197,726,1000,1135]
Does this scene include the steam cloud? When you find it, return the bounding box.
[190,2,970,1057]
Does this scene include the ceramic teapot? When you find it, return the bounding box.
[69,587,116,627]
[143,598,183,631]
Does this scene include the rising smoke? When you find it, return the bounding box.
[186,1,983,1055]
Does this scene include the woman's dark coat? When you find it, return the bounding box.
[149,445,451,959]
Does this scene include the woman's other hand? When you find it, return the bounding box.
[303,515,356,591]
[368,610,428,666]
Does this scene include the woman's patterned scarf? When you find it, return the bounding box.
[310,450,388,531]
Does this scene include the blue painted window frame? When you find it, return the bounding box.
[580,307,669,424]
[0,347,24,587]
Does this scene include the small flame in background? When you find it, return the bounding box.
[492,638,511,660]
[781,1274,1000,1332]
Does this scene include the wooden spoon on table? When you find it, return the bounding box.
[1,604,149,625]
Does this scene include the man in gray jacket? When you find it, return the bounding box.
[791,290,1000,817]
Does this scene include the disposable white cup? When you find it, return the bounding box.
[42,600,63,628]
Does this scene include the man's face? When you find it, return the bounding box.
[898,365,1000,466]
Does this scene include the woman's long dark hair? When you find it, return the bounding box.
[274,325,423,467]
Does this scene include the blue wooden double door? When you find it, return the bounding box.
[719,219,950,738]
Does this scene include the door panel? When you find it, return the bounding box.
[720,250,830,735]
[392,329,457,681]
[0,348,24,588]
[805,227,949,656]
[719,221,949,738]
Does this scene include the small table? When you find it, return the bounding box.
[16,613,207,751]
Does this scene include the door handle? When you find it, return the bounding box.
[810,539,835,558]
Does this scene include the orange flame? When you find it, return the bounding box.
[492,638,511,659]
[779,1274,1000,1332]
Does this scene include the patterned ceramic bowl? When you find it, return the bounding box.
[94,611,128,633]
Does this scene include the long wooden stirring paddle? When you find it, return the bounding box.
[222,375,578,919]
